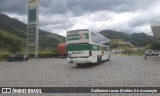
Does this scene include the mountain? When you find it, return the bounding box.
[0,12,153,52]
[99,30,153,47]
[0,13,65,51]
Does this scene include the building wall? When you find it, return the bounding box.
[150,21,160,39]
[151,26,160,39]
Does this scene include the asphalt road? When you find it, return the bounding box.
[0,55,160,96]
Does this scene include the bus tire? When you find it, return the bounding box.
[76,64,83,67]
[99,55,102,64]
[107,54,110,61]
[96,56,100,65]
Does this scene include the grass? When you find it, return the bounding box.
[0,29,24,42]
[130,50,144,56]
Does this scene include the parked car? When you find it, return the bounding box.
[6,54,28,62]
[154,50,160,56]
[145,50,159,56]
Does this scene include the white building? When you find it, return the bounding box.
[150,21,160,39]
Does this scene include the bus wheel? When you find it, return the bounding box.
[99,55,102,64]
[76,64,83,67]
[96,56,100,65]
[107,54,110,61]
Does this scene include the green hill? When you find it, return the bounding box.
[99,30,153,47]
[0,13,65,52]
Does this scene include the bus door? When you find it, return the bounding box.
[100,46,104,56]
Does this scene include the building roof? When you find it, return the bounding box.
[110,39,134,48]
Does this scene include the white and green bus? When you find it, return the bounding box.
[66,29,110,66]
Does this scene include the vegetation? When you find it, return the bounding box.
[7,40,22,53]
[130,50,144,56]
[27,52,59,58]
[0,52,11,61]
[144,44,151,50]
[38,52,59,58]
[130,33,153,47]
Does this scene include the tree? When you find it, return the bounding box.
[0,33,3,48]
[7,40,21,53]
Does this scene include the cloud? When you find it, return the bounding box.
[0,0,28,15]
[129,6,160,27]
[1,0,160,36]
[4,12,27,23]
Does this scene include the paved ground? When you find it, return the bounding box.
[0,55,160,96]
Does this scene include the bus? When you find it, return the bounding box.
[66,29,111,66]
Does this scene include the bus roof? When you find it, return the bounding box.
[67,29,89,32]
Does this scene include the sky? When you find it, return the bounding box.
[0,0,160,36]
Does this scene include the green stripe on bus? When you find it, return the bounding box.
[67,44,91,51]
